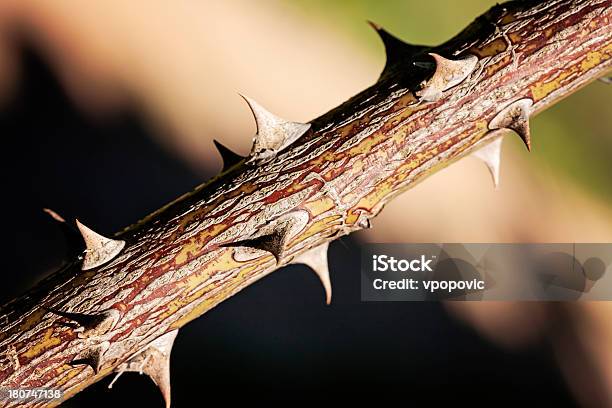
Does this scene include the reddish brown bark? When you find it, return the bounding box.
[1,0,611,406]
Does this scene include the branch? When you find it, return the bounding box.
[1,0,610,406]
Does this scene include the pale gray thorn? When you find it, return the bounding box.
[293,242,332,305]
[240,94,311,165]
[472,137,503,190]
[488,98,533,151]
[108,330,178,408]
[416,53,478,102]
[76,220,126,270]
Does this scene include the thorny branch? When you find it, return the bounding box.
[1,0,611,406]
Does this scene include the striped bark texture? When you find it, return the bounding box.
[1,0,611,406]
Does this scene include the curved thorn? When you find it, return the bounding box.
[220,219,295,264]
[293,243,332,305]
[472,137,503,189]
[367,21,427,79]
[76,220,126,270]
[147,330,177,408]
[416,53,478,102]
[213,139,244,172]
[70,341,110,374]
[240,94,311,165]
[109,330,178,408]
[489,98,533,151]
[43,208,84,255]
[45,307,120,337]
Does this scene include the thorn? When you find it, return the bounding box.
[416,53,478,102]
[45,307,120,337]
[221,219,294,263]
[109,330,178,408]
[70,341,110,374]
[472,137,503,189]
[76,220,126,270]
[240,94,311,165]
[293,243,332,304]
[213,139,244,172]
[488,98,533,151]
[143,330,176,408]
[367,21,427,79]
[43,208,84,256]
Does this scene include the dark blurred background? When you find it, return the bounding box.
[1,0,611,406]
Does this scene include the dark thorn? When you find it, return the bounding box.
[44,307,118,334]
[220,222,293,263]
[43,209,85,257]
[213,139,244,172]
[69,342,108,374]
[367,21,428,79]
[70,357,100,374]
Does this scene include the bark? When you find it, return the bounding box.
[1,0,611,406]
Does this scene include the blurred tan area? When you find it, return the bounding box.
[0,0,611,405]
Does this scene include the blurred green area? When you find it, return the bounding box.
[289,0,612,202]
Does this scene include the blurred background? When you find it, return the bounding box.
[0,0,611,406]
